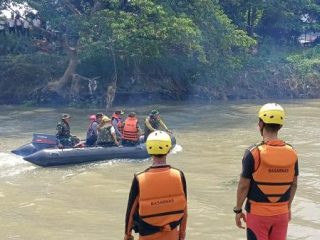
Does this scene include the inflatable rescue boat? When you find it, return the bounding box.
[12,133,176,167]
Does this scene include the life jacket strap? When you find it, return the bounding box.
[161,224,172,232]
[137,217,182,236]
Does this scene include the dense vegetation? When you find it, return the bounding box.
[0,0,320,106]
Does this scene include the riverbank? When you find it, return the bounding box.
[1,43,320,106]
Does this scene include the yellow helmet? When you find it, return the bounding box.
[146,131,172,155]
[258,103,285,125]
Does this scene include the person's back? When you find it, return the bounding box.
[235,103,298,240]
[122,112,140,146]
[97,116,119,147]
[133,166,186,240]
[97,125,113,146]
[124,131,187,240]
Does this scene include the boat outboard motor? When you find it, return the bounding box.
[32,133,58,150]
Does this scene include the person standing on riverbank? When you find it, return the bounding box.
[124,131,187,240]
[22,18,30,37]
[234,103,299,240]
[8,14,15,34]
[15,14,23,37]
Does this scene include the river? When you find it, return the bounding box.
[0,100,319,240]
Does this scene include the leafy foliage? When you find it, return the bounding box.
[220,0,320,43]
[1,0,320,103]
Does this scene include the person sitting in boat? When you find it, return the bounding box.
[144,109,171,140]
[122,112,141,146]
[56,114,80,148]
[96,116,120,147]
[111,110,124,140]
[85,113,103,147]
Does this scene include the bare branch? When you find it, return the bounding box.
[91,0,103,15]
[61,0,82,15]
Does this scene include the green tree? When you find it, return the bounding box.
[257,0,305,42]
[220,0,317,43]
[0,0,264,103]
[219,0,264,37]
[160,0,256,87]
[8,0,203,104]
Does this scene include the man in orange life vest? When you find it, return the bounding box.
[124,131,187,240]
[235,103,299,240]
[122,112,142,146]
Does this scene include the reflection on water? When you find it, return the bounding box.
[0,100,319,239]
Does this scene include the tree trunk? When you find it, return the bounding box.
[105,42,118,110]
[247,7,257,37]
[247,8,252,36]
[47,46,78,96]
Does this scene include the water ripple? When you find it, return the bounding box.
[0,152,36,178]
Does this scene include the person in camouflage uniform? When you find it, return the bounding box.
[144,109,171,140]
[56,114,80,148]
[96,116,120,147]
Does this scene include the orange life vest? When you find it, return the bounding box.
[123,117,139,141]
[247,141,297,215]
[136,167,187,235]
